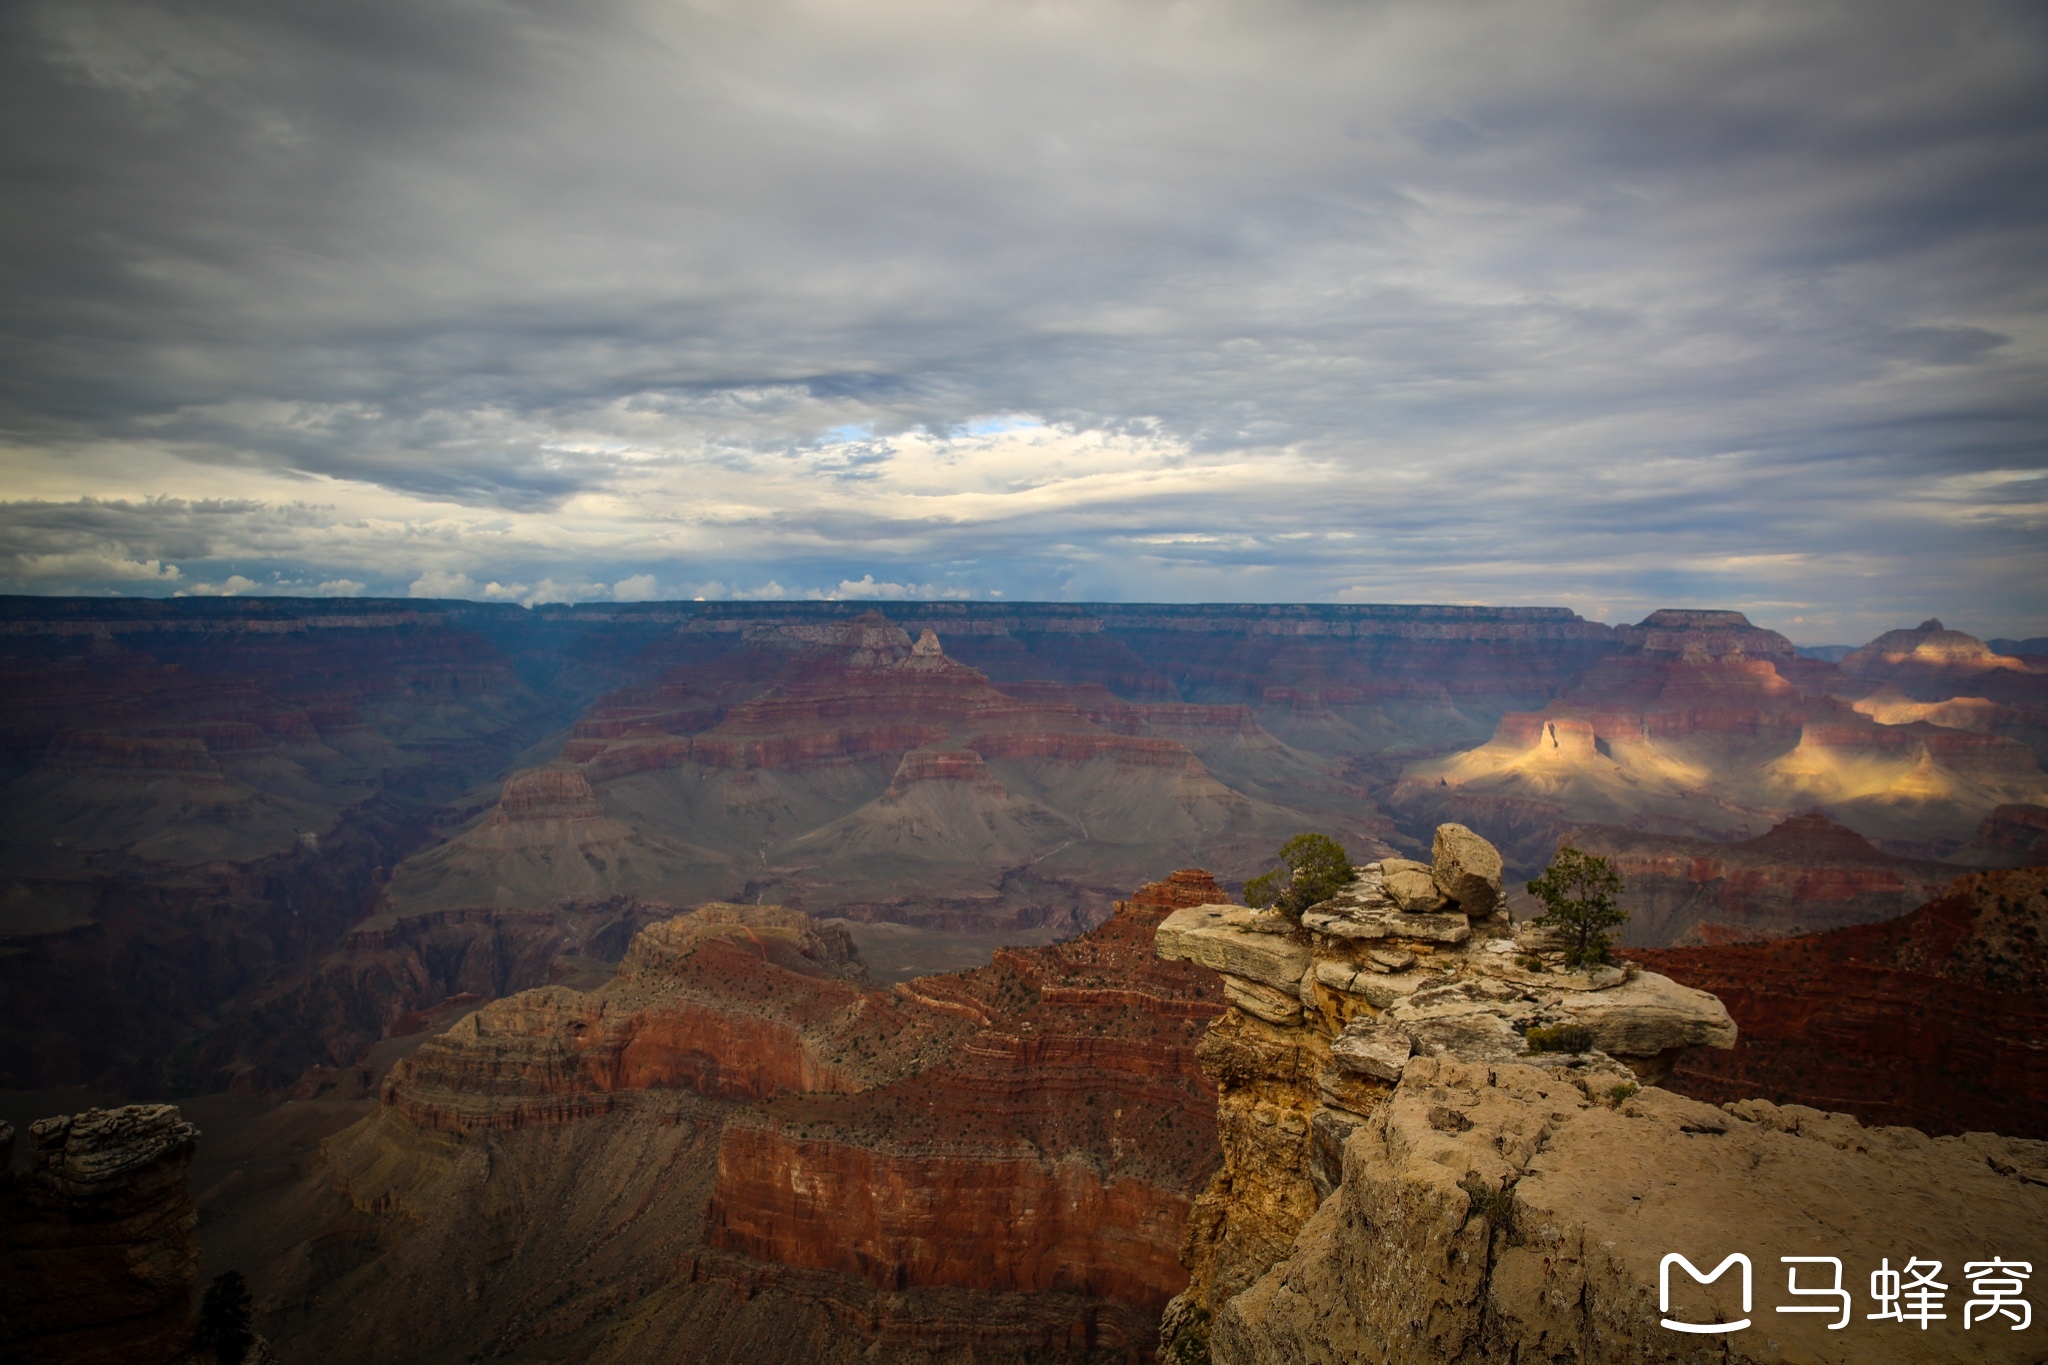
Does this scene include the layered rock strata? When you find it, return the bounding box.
[1153,826,1736,1360]
[221,874,1235,1362]
[704,869,1233,1337]
[0,1104,201,1365]
[1633,867,2048,1138]
[1570,810,1990,946]
[1395,611,2048,865]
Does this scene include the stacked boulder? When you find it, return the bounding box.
[1154,824,1736,1358]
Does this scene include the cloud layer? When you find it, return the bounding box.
[1,0,2043,641]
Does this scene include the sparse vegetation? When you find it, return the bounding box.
[1526,845,1628,967]
[1607,1081,1640,1104]
[1525,1023,1596,1055]
[1244,832,1356,919]
[194,1270,254,1364]
[1459,1176,1520,1243]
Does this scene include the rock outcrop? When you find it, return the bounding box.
[704,869,1233,1339]
[1153,825,1735,1361]
[0,1104,201,1365]
[1633,867,2048,1138]
[1210,1061,2048,1365]
[1157,828,2048,1365]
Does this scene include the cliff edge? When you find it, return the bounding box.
[1155,824,2048,1364]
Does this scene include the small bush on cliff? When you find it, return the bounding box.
[194,1270,254,1364]
[1459,1176,1521,1244]
[1526,845,1627,967]
[1525,1023,1596,1055]
[1243,832,1356,918]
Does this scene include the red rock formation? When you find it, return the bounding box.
[1957,802,2048,866]
[705,870,1231,1320]
[492,766,607,821]
[1397,610,2048,868]
[1630,868,2048,1138]
[385,906,886,1130]
[0,1105,200,1365]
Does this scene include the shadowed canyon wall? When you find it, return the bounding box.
[1632,867,2048,1139]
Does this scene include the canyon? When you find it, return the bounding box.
[4,596,2045,1363]
[187,870,1233,1363]
[6,597,2041,1099]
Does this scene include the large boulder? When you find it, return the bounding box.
[1431,823,1503,914]
[1382,859,1451,913]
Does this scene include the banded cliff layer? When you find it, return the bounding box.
[204,872,1235,1363]
[1567,810,2012,946]
[1632,867,2048,1139]
[0,1104,201,1365]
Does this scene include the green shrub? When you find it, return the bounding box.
[1459,1176,1520,1243]
[1243,832,1356,919]
[194,1270,253,1364]
[1526,845,1628,967]
[1607,1081,1641,1104]
[1525,1023,1596,1054]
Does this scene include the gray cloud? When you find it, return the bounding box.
[0,0,2043,638]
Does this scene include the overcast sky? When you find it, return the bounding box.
[1,0,2043,642]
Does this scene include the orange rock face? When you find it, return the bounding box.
[369,872,1232,1353]
[703,870,1230,1321]
[385,907,887,1130]
[1631,867,2048,1138]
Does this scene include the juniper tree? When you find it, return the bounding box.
[1244,832,1356,918]
[194,1270,254,1365]
[1526,845,1627,967]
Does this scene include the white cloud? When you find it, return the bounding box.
[316,578,365,595]
[0,2,2043,636]
[831,575,973,601]
[180,573,259,597]
[409,570,477,598]
[612,573,658,601]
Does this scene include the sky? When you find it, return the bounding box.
[1,0,2044,644]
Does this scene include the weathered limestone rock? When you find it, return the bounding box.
[1211,1057,2048,1365]
[1157,903,1313,991]
[1383,863,1450,912]
[1155,822,1755,1365]
[1546,970,1738,1058]
[0,1105,201,1365]
[1224,973,1304,1025]
[1328,1020,1411,1081]
[1430,822,1504,914]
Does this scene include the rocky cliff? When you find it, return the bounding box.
[1632,867,2048,1138]
[1154,827,2048,1365]
[1150,823,1737,1360]
[1569,811,1989,946]
[202,874,1234,1363]
[0,1104,201,1365]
